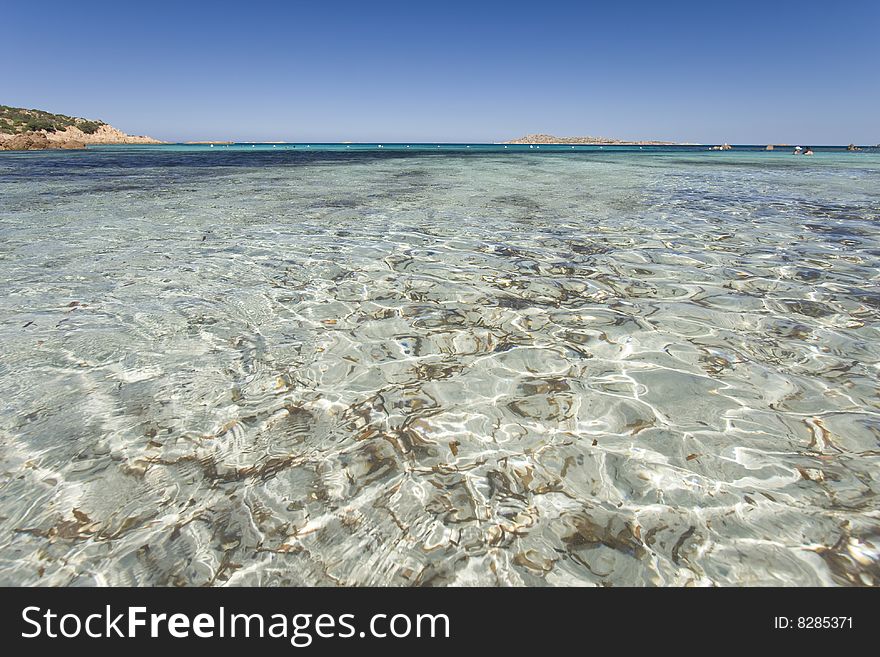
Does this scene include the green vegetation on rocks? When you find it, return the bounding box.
[0,105,106,135]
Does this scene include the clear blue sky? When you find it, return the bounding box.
[4,0,878,143]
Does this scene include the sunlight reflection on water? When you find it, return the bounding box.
[0,148,878,586]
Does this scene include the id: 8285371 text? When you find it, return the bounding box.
[774,617,853,630]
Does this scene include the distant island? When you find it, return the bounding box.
[0,105,163,150]
[504,133,681,145]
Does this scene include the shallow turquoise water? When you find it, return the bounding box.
[0,146,878,586]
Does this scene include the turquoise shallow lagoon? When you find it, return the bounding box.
[0,146,878,585]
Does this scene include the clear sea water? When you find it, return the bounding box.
[0,144,878,586]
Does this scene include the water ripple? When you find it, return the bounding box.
[0,149,878,586]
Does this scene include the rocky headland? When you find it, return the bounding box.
[0,105,163,151]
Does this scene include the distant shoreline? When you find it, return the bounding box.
[4,141,877,153]
[3,107,874,151]
[503,133,682,145]
[78,142,875,150]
